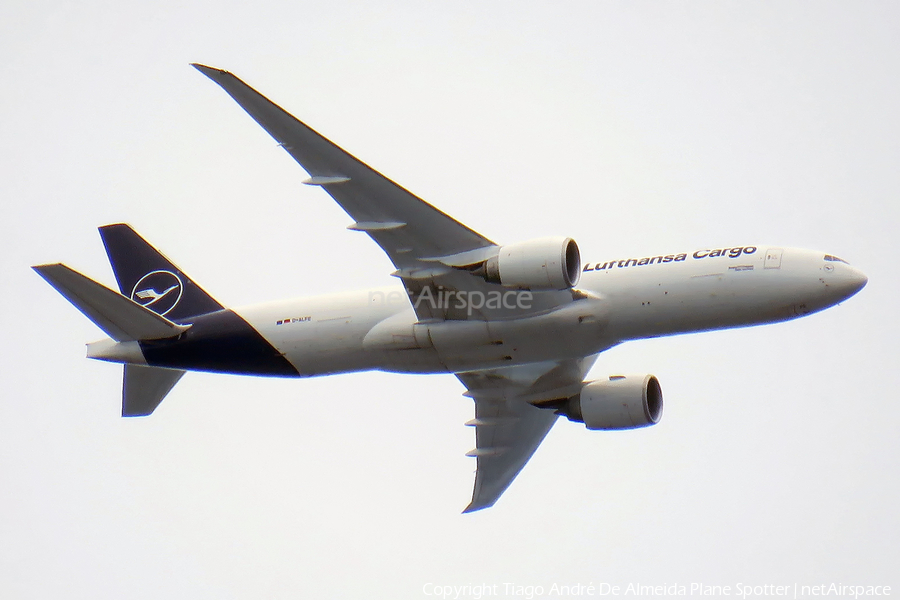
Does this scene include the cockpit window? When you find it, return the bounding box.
[824,254,849,264]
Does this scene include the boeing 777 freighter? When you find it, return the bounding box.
[34,65,867,512]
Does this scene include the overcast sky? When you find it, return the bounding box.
[2,1,898,598]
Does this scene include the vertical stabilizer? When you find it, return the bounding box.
[123,364,186,417]
[99,224,223,322]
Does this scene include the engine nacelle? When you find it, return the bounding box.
[562,374,663,430]
[479,236,581,290]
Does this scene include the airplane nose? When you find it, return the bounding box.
[847,267,868,294]
[835,266,868,300]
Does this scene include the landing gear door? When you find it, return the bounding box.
[764,248,783,269]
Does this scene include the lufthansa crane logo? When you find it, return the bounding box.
[131,270,184,316]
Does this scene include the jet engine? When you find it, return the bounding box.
[471,236,581,290]
[561,374,663,430]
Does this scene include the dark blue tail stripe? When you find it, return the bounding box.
[139,309,299,376]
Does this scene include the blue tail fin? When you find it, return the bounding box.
[99,224,223,323]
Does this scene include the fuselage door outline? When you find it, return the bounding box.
[764,248,784,270]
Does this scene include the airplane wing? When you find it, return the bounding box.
[193,64,574,320]
[192,64,492,269]
[457,355,598,512]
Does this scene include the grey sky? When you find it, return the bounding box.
[2,1,897,598]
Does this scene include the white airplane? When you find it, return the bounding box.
[34,64,868,512]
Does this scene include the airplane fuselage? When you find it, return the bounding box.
[88,245,867,377]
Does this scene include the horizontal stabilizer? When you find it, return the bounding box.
[33,264,190,342]
[123,364,185,416]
